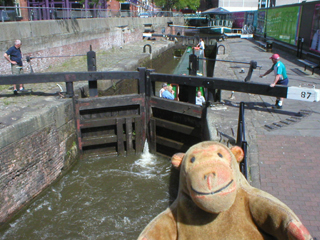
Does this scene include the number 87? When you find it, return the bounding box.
[301,92,312,99]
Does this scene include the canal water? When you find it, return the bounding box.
[0,48,185,240]
[0,145,173,240]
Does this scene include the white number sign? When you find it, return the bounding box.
[287,86,320,102]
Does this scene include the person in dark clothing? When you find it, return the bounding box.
[4,39,24,94]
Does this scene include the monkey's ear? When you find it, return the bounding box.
[171,153,185,169]
[230,146,244,163]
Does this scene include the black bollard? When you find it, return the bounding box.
[179,53,197,104]
[205,43,221,103]
[87,45,98,97]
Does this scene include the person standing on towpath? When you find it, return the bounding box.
[4,39,25,95]
[259,53,289,109]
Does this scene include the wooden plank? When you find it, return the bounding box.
[117,118,125,156]
[126,118,134,154]
[80,115,139,128]
[0,71,140,85]
[137,67,146,94]
[298,59,318,68]
[135,116,143,153]
[150,74,288,98]
[77,94,144,110]
[257,41,267,48]
[153,117,198,137]
[81,135,117,147]
[156,136,187,151]
[73,97,83,151]
[81,118,116,128]
[150,96,203,118]
[149,118,157,154]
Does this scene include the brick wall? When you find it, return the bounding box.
[0,100,78,223]
[0,17,184,74]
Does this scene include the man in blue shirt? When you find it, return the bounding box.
[4,39,24,94]
[162,85,175,100]
[260,53,289,109]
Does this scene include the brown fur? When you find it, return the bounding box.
[138,141,313,240]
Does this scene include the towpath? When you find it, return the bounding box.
[0,39,174,129]
[210,38,320,238]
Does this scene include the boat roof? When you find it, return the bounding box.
[202,7,230,14]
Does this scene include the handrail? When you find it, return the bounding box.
[149,73,288,98]
[0,70,289,100]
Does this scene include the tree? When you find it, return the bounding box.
[176,0,200,10]
[1,0,14,6]
[79,0,104,6]
[155,0,200,11]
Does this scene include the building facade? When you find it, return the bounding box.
[199,0,318,12]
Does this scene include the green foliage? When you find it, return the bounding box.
[155,0,199,11]
[1,0,14,6]
[177,0,200,10]
[0,85,10,91]
[79,0,101,6]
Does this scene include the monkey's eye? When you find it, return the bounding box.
[218,153,223,158]
[190,157,195,163]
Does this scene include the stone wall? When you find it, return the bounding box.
[0,17,184,74]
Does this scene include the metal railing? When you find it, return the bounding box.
[0,6,182,22]
[236,102,248,179]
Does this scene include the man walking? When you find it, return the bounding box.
[4,39,24,95]
[260,53,288,109]
[196,38,205,50]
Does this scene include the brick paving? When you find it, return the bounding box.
[257,135,320,237]
[210,38,320,239]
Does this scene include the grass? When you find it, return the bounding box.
[3,99,11,105]
[0,85,11,91]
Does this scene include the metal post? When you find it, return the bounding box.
[205,43,221,103]
[296,37,301,58]
[236,102,247,179]
[87,45,98,97]
[244,60,257,82]
[180,52,197,104]
[241,141,248,179]
[145,69,156,153]
[297,37,304,59]
[236,102,245,145]
[300,38,304,59]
